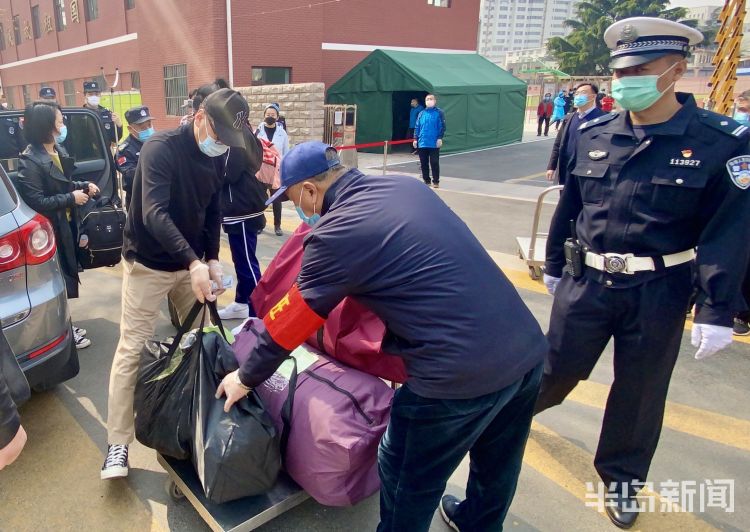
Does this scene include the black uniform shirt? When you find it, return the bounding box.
[546,93,750,327]
[116,134,143,196]
[87,104,123,145]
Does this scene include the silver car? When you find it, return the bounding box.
[0,107,117,389]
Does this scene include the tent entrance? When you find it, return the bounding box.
[391,91,427,152]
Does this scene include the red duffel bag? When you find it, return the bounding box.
[252,223,407,383]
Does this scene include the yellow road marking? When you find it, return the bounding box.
[0,393,163,531]
[567,380,750,453]
[525,422,718,531]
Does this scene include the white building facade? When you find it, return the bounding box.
[478,0,578,65]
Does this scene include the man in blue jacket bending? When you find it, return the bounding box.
[413,94,446,188]
[217,141,547,532]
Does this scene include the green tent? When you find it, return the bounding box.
[326,50,528,154]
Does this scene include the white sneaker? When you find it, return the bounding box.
[218,302,249,320]
[74,331,91,349]
[73,326,87,337]
[101,444,129,480]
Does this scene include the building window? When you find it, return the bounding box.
[55,0,67,31]
[131,71,141,90]
[63,80,76,106]
[13,15,22,45]
[427,0,451,6]
[125,0,135,9]
[22,85,32,106]
[0,24,5,51]
[32,6,42,39]
[251,67,291,86]
[4,87,16,108]
[163,63,188,116]
[84,0,99,21]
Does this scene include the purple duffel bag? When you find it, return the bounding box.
[233,319,394,506]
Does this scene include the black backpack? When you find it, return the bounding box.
[77,198,126,269]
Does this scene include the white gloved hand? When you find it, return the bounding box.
[691,323,733,360]
[543,273,561,295]
[436,139,443,148]
[189,261,214,303]
[207,260,225,296]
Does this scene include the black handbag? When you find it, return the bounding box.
[77,197,126,269]
[0,329,31,407]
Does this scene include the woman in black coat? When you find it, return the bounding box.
[14,101,99,349]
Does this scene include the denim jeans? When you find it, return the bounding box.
[377,362,543,532]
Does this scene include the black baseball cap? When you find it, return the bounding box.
[39,87,56,99]
[83,80,101,92]
[203,88,249,148]
[124,105,154,125]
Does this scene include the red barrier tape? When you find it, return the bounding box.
[335,138,415,151]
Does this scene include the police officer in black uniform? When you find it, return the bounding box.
[83,81,123,147]
[39,87,57,102]
[0,107,25,171]
[536,17,750,529]
[117,105,155,209]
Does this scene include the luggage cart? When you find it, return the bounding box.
[515,185,563,280]
[158,454,310,532]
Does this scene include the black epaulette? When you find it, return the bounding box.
[697,110,749,138]
[578,112,619,131]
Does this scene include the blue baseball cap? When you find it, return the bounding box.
[266,141,340,205]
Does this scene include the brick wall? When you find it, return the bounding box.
[236,83,326,146]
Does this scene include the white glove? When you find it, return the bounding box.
[208,260,224,296]
[691,323,733,360]
[543,273,561,295]
[436,139,443,148]
[189,261,214,303]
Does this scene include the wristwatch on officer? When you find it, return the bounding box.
[234,371,252,392]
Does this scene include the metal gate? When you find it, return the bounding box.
[324,104,357,167]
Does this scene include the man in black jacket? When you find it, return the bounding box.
[0,330,27,470]
[102,89,262,480]
[546,83,606,185]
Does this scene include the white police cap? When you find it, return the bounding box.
[604,17,704,69]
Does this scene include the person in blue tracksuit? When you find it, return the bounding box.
[217,141,547,532]
[412,94,446,188]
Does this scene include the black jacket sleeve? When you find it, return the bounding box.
[547,116,568,171]
[117,154,138,194]
[694,141,750,326]
[140,139,200,267]
[203,187,222,262]
[0,332,21,450]
[545,153,582,278]
[16,157,75,215]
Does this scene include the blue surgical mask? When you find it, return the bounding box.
[611,62,678,112]
[573,95,589,108]
[198,117,229,157]
[296,188,321,226]
[138,127,154,142]
[55,125,67,144]
[734,111,750,125]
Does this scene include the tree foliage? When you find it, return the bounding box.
[547,0,691,75]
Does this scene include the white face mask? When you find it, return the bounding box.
[87,95,100,106]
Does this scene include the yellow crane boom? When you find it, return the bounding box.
[708,0,747,114]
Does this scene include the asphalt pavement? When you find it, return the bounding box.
[1,130,748,531]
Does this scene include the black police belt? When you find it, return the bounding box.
[584,249,695,275]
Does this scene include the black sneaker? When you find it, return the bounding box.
[733,318,750,336]
[274,226,283,236]
[101,444,129,480]
[439,494,461,531]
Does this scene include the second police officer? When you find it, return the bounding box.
[83,80,123,148]
[537,17,750,529]
[117,105,155,209]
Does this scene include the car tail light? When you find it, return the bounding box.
[0,214,56,273]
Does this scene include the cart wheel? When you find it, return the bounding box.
[529,266,540,280]
[166,480,185,501]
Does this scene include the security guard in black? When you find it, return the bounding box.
[83,81,122,146]
[535,17,750,527]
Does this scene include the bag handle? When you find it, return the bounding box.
[278,355,298,465]
[205,300,228,343]
[164,300,205,359]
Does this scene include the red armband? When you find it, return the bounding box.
[263,284,325,350]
